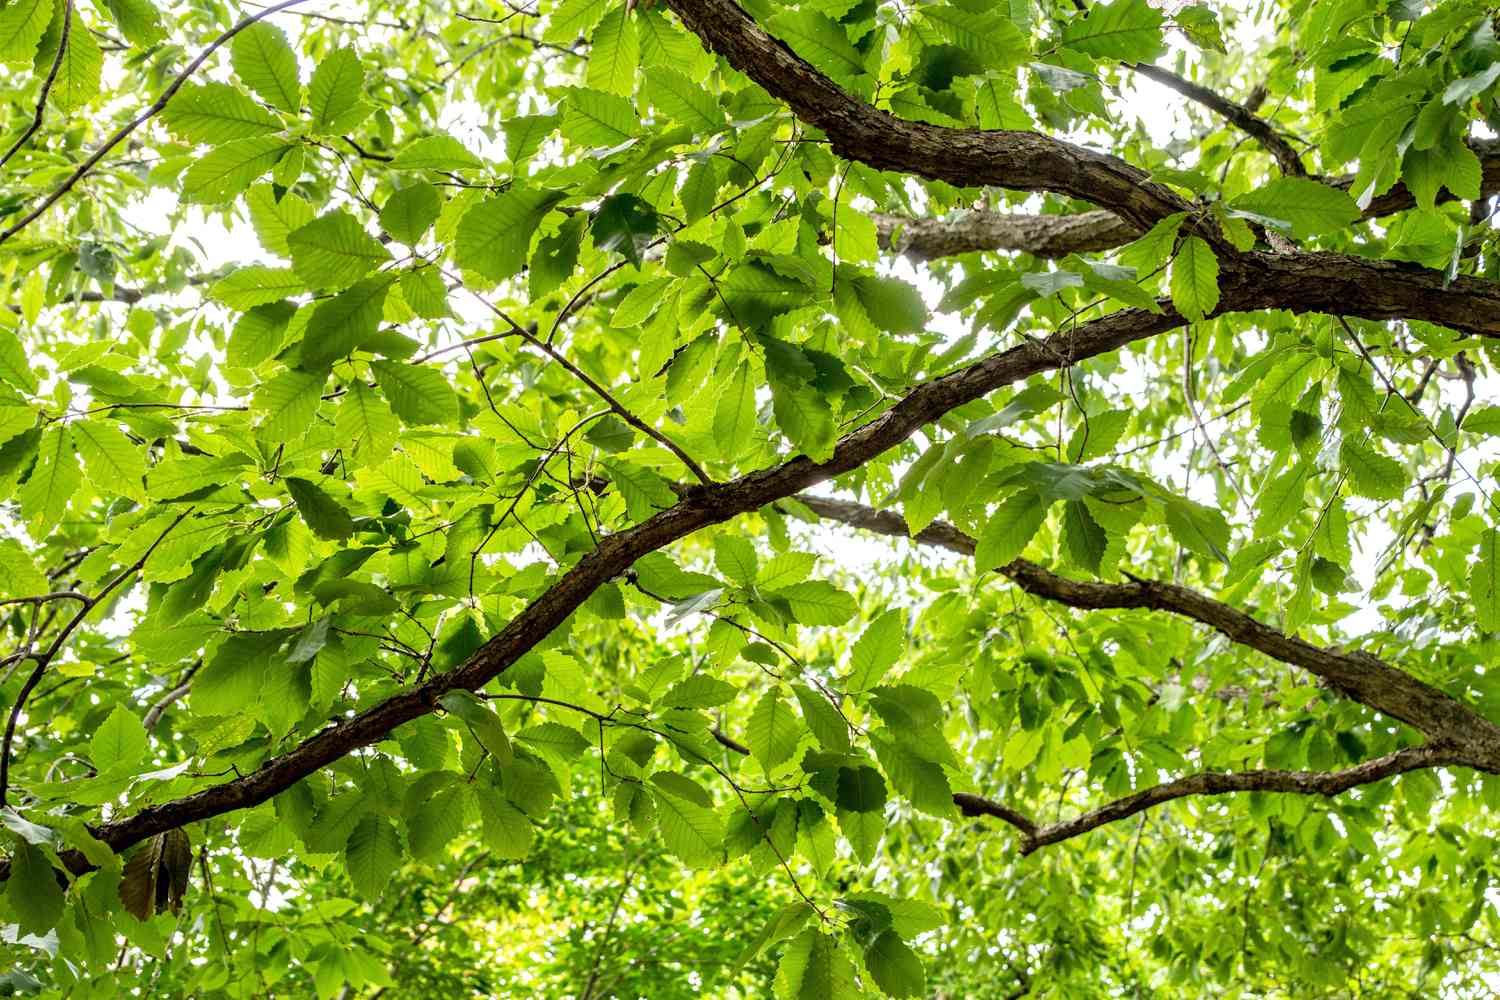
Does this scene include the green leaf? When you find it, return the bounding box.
[161,82,281,144]
[714,365,759,461]
[476,788,535,859]
[766,11,865,85]
[975,491,1047,570]
[587,6,637,96]
[288,211,392,289]
[1163,496,1230,563]
[337,381,400,463]
[380,183,442,245]
[285,477,356,540]
[101,0,163,46]
[301,274,395,368]
[793,683,850,753]
[602,458,677,521]
[848,611,903,692]
[1060,0,1164,62]
[71,418,145,502]
[243,188,311,263]
[209,265,305,309]
[344,815,401,898]
[49,15,101,112]
[371,360,459,426]
[0,0,51,65]
[1401,135,1483,211]
[590,193,660,268]
[1252,463,1307,537]
[714,534,758,585]
[768,376,835,461]
[231,21,301,113]
[864,930,926,998]
[746,690,802,774]
[0,329,37,393]
[308,46,367,133]
[775,929,860,1000]
[18,425,78,537]
[7,840,64,935]
[253,368,325,443]
[646,65,724,130]
[1472,530,1500,632]
[1169,235,1219,322]
[180,136,288,204]
[1062,499,1108,573]
[91,704,148,773]
[456,187,565,283]
[1340,440,1404,500]
[1231,177,1362,237]
[438,690,513,766]
[560,86,637,147]
[391,134,483,171]
[651,784,724,868]
[771,580,858,626]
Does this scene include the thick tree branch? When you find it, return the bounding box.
[874,209,1135,261]
[659,0,1194,235]
[876,137,1500,262]
[957,746,1452,854]
[791,495,1500,764]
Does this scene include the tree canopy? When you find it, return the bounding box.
[1,0,1499,995]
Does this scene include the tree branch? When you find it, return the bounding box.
[659,0,1194,234]
[0,0,73,172]
[790,495,1500,763]
[1127,62,1306,177]
[875,137,1500,262]
[874,209,1136,261]
[958,746,1451,854]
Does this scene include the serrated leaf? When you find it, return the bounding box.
[301,275,394,367]
[766,11,865,85]
[587,6,637,96]
[308,46,366,133]
[1232,177,1361,238]
[161,82,281,144]
[772,580,857,626]
[848,611,903,692]
[231,21,300,112]
[864,930,926,998]
[976,490,1046,569]
[209,265,305,308]
[775,929,860,1000]
[476,787,535,859]
[651,784,723,868]
[456,187,565,283]
[391,133,483,171]
[714,365,758,461]
[49,16,101,112]
[1472,530,1500,632]
[288,211,392,289]
[1169,235,1219,322]
[369,360,458,426]
[561,86,637,147]
[380,183,442,245]
[285,476,355,540]
[245,185,315,257]
[18,425,78,537]
[253,368,324,443]
[71,418,145,502]
[0,0,51,65]
[746,690,802,774]
[646,65,725,130]
[1340,439,1404,500]
[180,136,288,204]
[91,704,147,772]
[1060,0,1164,61]
[345,815,401,898]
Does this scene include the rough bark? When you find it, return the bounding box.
[875,136,1500,262]
[660,0,1193,234]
